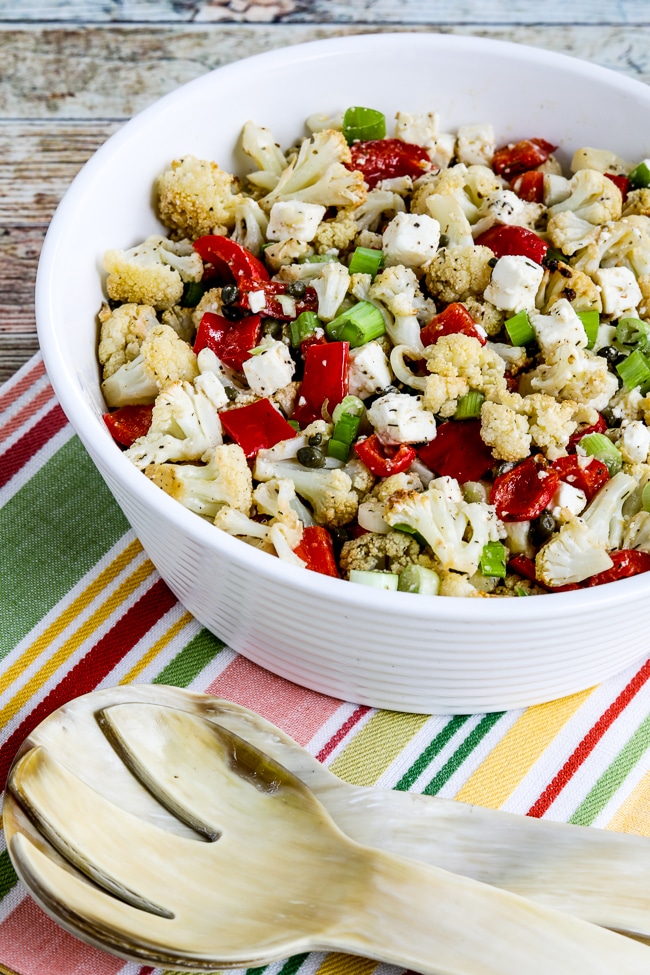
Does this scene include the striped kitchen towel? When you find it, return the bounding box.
[3,354,650,975]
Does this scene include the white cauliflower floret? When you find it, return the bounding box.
[240,121,288,191]
[242,339,295,397]
[384,486,504,575]
[394,110,455,167]
[314,187,406,255]
[366,392,437,445]
[263,240,314,272]
[311,262,351,321]
[369,265,434,350]
[471,190,544,238]
[523,345,619,412]
[593,266,642,318]
[456,124,495,167]
[570,147,631,176]
[623,189,650,218]
[573,217,650,278]
[253,456,358,527]
[161,305,195,343]
[412,164,502,225]
[529,298,588,358]
[546,212,601,256]
[382,212,440,268]
[582,471,637,548]
[266,200,327,243]
[535,517,613,586]
[421,194,474,248]
[125,371,227,469]
[103,236,203,311]
[544,174,572,208]
[484,255,545,313]
[261,129,367,210]
[98,302,159,379]
[348,341,393,399]
[101,321,199,408]
[156,156,243,239]
[481,391,593,462]
[547,168,622,225]
[253,477,305,544]
[424,245,494,304]
[231,197,269,256]
[214,505,306,568]
[423,333,507,418]
[622,509,650,552]
[538,261,603,314]
[146,442,253,518]
[480,401,531,462]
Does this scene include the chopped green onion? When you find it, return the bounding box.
[348,246,384,277]
[577,310,600,349]
[454,390,485,420]
[342,106,386,145]
[641,483,650,512]
[326,438,351,462]
[628,159,650,189]
[299,253,339,264]
[505,309,535,346]
[616,316,650,353]
[287,419,301,432]
[545,247,568,264]
[290,310,319,347]
[579,432,623,476]
[331,411,362,446]
[328,400,364,461]
[616,349,650,390]
[398,564,440,595]
[349,569,399,590]
[332,395,365,423]
[326,301,386,348]
[180,280,208,307]
[392,523,428,547]
[479,541,507,579]
[515,586,530,597]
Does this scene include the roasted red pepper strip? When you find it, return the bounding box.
[354,433,416,477]
[511,170,545,203]
[550,454,610,502]
[417,420,494,484]
[194,311,262,372]
[294,526,340,577]
[292,341,349,427]
[193,235,270,284]
[509,554,581,593]
[491,455,560,522]
[567,413,608,453]
[348,138,431,189]
[420,302,487,347]
[587,549,650,587]
[474,224,548,265]
[492,138,557,180]
[605,172,630,201]
[219,398,296,458]
[103,404,154,448]
[234,279,319,321]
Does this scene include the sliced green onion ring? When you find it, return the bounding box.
[628,159,650,189]
[616,316,650,352]
[398,564,440,595]
[348,246,384,277]
[349,569,399,590]
[479,541,507,579]
[577,310,600,349]
[455,390,486,420]
[342,106,386,145]
[579,432,623,476]
[615,349,650,390]
[326,301,386,347]
[505,310,535,347]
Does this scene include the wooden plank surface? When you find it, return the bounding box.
[3,16,650,382]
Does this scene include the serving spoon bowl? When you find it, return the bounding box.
[6,696,650,974]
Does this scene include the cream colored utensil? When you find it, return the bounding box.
[5,684,650,942]
[6,699,650,974]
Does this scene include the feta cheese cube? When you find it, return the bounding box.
[543,174,572,207]
[548,481,588,521]
[430,475,464,503]
[618,419,650,463]
[248,289,266,314]
[456,124,495,167]
[394,111,455,166]
[593,266,642,318]
[382,212,440,268]
[242,339,295,397]
[266,201,326,243]
[348,341,393,400]
[530,298,588,357]
[484,254,544,312]
[367,391,437,445]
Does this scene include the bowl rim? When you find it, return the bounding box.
[34,29,650,621]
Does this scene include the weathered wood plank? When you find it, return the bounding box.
[0,0,650,25]
[0,333,40,385]
[2,23,650,122]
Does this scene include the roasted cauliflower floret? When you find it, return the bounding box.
[98,302,159,380]
[539,260,603,314]
[522,345,619,412]
[535,517,613,586]
[103,235,202,311]
[253,456,359,527]
[424,245,494,305]
[369,264,435,349]
[156,155,243,239]
[423,333,507,417]
[623,189,650,218]
[547,168,623,225]
[546,212,600,256]
[261,129,367,210]
[480,401,531,462]
[146,442,253,519]
[101,321,199,408]
[339,530,424,576]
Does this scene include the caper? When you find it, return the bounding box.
[286,280,307,298]
[297,445,326,468]
[487,257,498,268]
[224,386,238,402]
[597,345,620,364]
[533,510,557,544]
[600,406,619,428]
[262,318,282,339]
[221,304,244,321]
[438,233,450,248]
[308,433,323,446]
[221,284,239,305]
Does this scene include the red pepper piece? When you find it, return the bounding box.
[354,433,416,477]
[417,419,494,484]
[511,170,545,203]
[103,404,154,448]
[294,526,340,577]
[509,554,581,593]
[475,224,548,266]
[193,235,269,284]
[587,549,650,587]
[219,398,296,458]
[420,302,487,347]
[567,413,608,453]
[490,455,560,522]
[348,139,431,189]
[605,172,630,202]
[234,279,318,321]
[550,454,610,502]
[292,341,349,427]
[492,138,557,180]
[194,311,262,372]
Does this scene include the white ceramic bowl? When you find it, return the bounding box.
[36,32,650,714]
